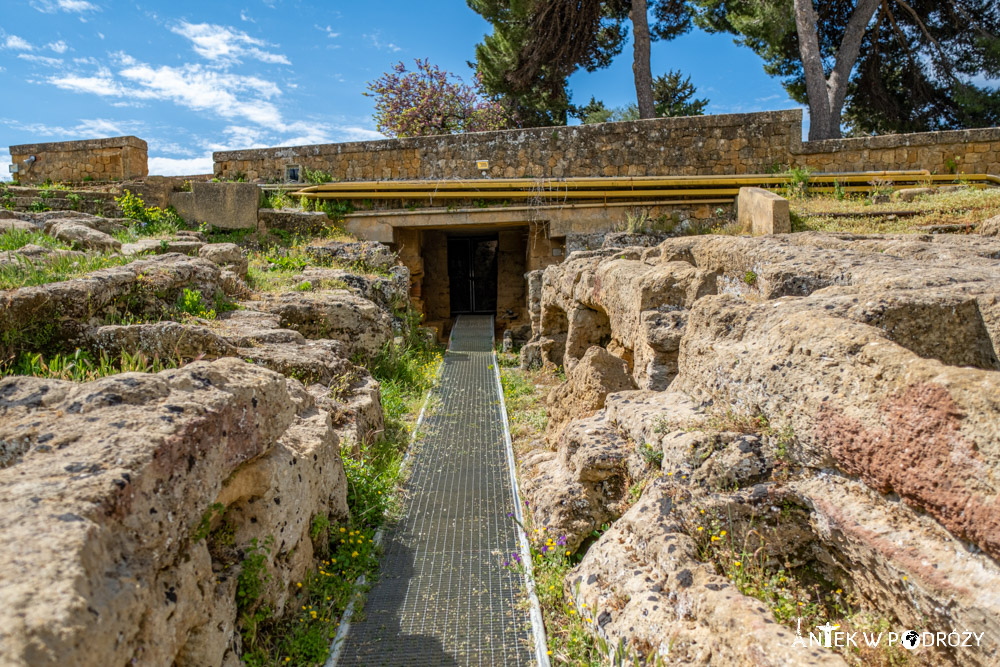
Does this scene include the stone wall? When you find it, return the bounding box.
[213,110,1000,182]
[9,136,148,185]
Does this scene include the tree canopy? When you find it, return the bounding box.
[365,59,515,138]
[694,0,1000,138]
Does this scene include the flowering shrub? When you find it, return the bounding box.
[365,58,515,138]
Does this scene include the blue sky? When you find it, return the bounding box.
[0,0,801,179]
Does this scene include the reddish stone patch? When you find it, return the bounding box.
[817,383,1000,560]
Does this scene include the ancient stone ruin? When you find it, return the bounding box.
[518,229,1000,665]
[3,114,1000,666]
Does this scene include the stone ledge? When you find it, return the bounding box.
[797,126,1000,155]
[10,135,148,155]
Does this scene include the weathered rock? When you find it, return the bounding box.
[199,243,248,278]
[27,211,125,235]
[253,290,393,359]
[210,310,305,347]
[568,477,846,666]
[546,346,636,440]
[0,359,348,666]
[305,240,397,272]
[893,187,934,202]
[520,414,629,552]
[295,265,409,314]
[0,220,38,233]
[738,186,791,235]
[308,374,385,455]
[121,238,163,256]
[47,221,121,252]
[87,322,237,361]
[524,232,1000,664]
[980,214,1000,237]
[258,209,330,234]
[0,254,223,355]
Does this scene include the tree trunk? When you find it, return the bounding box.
[794,0,880,140]
[793,0,834,140]
[631,0,655,119]
[825,0,880,138]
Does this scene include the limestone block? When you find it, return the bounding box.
[738,186,790,235]
[169,182,259,230]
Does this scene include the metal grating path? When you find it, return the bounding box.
[334,315,536,666]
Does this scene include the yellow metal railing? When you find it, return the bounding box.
[293,172,999,204]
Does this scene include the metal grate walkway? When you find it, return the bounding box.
[332,315,538,666]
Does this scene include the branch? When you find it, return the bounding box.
[826,0,880,118]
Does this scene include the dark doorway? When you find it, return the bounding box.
[448,235,498,315]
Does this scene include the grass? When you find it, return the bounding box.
[0,229,68,252]
[498,354,618,665]
[239,314,443,666]
[498,352,560,457]
[0,252,141,290]
[1,348,182,382]
[791,186,1000,234]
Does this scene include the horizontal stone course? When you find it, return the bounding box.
[213,109,1000,183]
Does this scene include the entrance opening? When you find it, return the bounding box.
[448,235,498,315]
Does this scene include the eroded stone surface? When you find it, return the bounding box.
[525,231,1000,665]
[0,359,348,666]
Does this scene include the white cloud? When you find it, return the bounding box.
[118,60,283,125]
[1,150,12,182]
[366,32,400,52]
[49,67,125,96]
[240,10,255,23]
[170,21,290,65]
[31,0,99,13]
[315,24,339,38]
[148,154,214,176]
[3,35,35,51]
[18,54,64,66]
[1,117,140,138]
[47,40,68,53]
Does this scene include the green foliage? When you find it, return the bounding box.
[114,190,183,238]
[28,201,51,213]
[639,441,664,467]
[192,503,227,543]
[743,270,758,286]
[784,166,812,199]
[577,97,640,124]
[652,69,708,117]
[236,536,274,614]
[261,189,295,210]
[302,167,334,185]
[0,183,13,210]
[694,0,1000,136]
[176,288,216,319]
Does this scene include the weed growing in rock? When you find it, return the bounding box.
[176,288,216,319]
[784,166,813,199]
[114,191,183,239]
[0,183,13,210]
[261,189,295,210]
[639,441,664,467]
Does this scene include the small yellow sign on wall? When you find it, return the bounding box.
[476,160,489,170]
